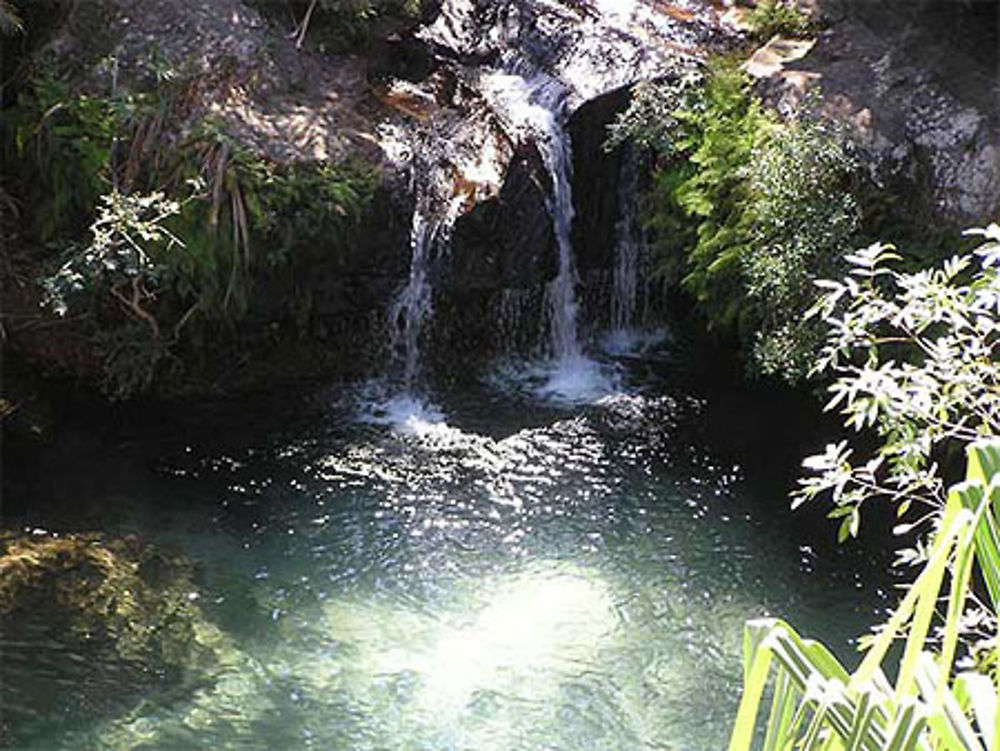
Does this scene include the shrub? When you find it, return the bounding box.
[798,225,1000,539]
[8,68,375,397]
[730,441,1000,750]
[742,116,861,379]
[157,124,375,326]
[728,228,1000,749]
[610,59,862,381]
[3,77,120,241]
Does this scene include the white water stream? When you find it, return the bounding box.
[481,71,615,403]
[612,151,640,339]
[389,207,437,391]
[603,149,667,356]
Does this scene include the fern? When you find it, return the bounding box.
[616,57,863,381]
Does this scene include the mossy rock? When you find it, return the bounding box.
[0,533,212,665]
[0,532,242,745]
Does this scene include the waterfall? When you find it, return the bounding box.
[604,148,667,356]
[609,150,640,345]
[482,71,614,401]
[496,287,538,356]
[367,195,450,434]
[481,73,582,362]
[389,205,437,390]
[540,111,583,364]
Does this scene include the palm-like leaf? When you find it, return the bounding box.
[729,439,1000,751]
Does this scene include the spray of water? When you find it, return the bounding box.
[481,72,617,403]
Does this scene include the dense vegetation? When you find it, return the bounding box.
[610,59,863,380]
[744,0,814,41]
[3,61,374,397]
[729,226,1000,749]
[610,56,960,382]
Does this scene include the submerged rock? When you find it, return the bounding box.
[0,532,250,746]
[0,533,207,664]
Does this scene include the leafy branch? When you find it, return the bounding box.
[797,225,1000,541]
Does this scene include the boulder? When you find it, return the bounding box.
[750,0,1000,225]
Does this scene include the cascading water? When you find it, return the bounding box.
[603,148,667,356]
[389,205,436,391]
[396,0,719,403]
[480,74,580,359]
[376,179,466,433]
[611,151,640,340]
[541,112,584,366]
[482,72,614,402]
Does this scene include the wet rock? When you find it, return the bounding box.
[11,0,736,391]
[569,86,632,275]
[416,1,733,363]
[0,533,208,665]
[0,533,244,745]
[448,143,557,294]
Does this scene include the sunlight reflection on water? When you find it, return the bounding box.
[9,376,888,751]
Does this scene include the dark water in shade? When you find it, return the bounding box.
[1,353,893,750]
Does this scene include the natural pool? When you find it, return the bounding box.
[3,354,891,750]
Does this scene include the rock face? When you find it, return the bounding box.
[752,0,1000,226]
[6,0,734,391]
[403,0,734,367]
[11,0,997,395]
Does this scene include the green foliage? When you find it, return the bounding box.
[729,438,1000,751]
[41,187,195,397]
[605,74,697,156]
[743,117,861,379]
[43,188,191,320]
[731,228,1000,748]
[9,66,375,397]
[4,77,120,240]
[161,126,374,325]
[798,226,1000,535]
[668,60,772,328]
[613,59,862,380]
[248,156,376,268]
[745,0,814,42]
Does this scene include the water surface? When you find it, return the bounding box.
[2,360,890,750]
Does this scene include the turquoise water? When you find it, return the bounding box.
[2,360,890,750]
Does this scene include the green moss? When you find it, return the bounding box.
[745,0,814,42]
